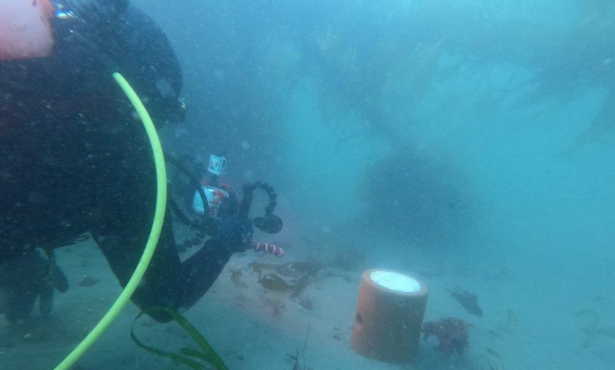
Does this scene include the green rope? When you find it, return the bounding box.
[54,72,168,369]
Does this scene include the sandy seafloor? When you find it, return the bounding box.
[1,224,614,370]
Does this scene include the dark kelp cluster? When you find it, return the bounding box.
[450,289,483,317]
[423,317,473,355]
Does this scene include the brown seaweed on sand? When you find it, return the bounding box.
[79,276,100,287]
[450,289,483,317]
[262,297,286,317]
[230,269,248,288]
[290,273,311,298]
[259,274,295,292]
[249,261,325,280]
[423,317,473,355]
[251,260,326,295]
[287,324,311,370]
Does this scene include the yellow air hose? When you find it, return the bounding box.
[54,72,168,370]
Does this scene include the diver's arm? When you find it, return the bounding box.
[142,214,252,318]
[169,215,253,312]
[93,212,244,322]
[174,238,235,310]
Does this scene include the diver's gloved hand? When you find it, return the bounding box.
[214,215,254,254]
[0,251,69,323]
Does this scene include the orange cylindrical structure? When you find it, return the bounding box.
[0,0,54,61]
[350,269,428,363]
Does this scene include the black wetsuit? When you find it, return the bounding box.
[0,3,238,322]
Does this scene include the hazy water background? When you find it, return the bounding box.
[132,0,615,367]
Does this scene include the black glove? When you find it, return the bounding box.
[214,215,254,254]
[0,251,69,323]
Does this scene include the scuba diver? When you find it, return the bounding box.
[0,0,282,323]
[171,153,284,255]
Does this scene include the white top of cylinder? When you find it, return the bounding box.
[370,270,421,293]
